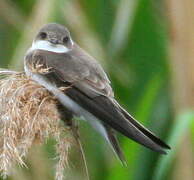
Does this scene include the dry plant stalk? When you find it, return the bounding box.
[0,69,73,180]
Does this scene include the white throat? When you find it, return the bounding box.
[30,40,70,53]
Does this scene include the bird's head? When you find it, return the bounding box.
[31,23,74,53]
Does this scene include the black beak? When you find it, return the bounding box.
[49,38,59,45]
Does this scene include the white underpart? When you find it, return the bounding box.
[24,65,110,142]
[30,40,70,53]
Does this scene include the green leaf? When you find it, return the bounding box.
[152,111,194,180]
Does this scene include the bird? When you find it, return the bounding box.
[24,23,170,164]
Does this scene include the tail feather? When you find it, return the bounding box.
[104,125,127,166]
[86,116,126,165]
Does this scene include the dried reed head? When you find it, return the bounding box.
[0,69,73,180]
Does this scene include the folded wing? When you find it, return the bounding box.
[25,49,170,156]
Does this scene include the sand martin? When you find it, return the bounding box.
[24,23,170,164]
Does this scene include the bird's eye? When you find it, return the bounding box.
[40,32,47,39]
[63,36,69,44]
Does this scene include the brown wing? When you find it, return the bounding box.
[26,45,113,98]
[25,48,170,154]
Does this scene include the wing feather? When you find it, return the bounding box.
[25,49,170,154]
[39,45,114,98]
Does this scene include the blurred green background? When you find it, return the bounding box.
[0,0,194,180]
